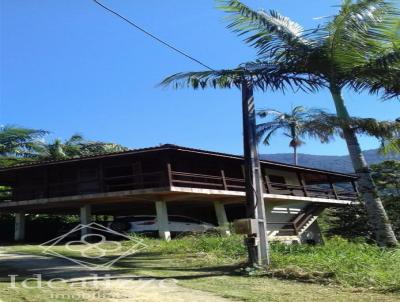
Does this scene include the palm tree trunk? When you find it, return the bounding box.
[293,146,298,165]
[330,85,398,247]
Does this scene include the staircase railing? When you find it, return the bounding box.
[275,204,324,236]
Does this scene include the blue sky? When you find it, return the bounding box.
[1,0,399,156]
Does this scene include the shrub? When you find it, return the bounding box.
[270,237,400,290]
[131,234,400,291]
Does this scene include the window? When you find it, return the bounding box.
[268,175,286,184]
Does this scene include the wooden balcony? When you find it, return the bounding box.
[0,169,358,203]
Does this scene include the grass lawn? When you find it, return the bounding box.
[0,265,97,302]
[1,235,400,302]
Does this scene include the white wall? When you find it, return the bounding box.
[265,202,306,234]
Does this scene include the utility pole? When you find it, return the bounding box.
[241,79,270,266]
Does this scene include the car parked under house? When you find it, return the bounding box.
[0,144,358,243]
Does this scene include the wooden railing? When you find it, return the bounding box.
[270,204,325,236]
[268,182,358,200]
[104,171,165,192]
[5,171,166,202]
[170,171,245,191]
[170,171,358,201]
[0,168,357,202]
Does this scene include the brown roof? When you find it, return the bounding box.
[0,144,358,179]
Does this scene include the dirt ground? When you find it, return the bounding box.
[0,253,232,302]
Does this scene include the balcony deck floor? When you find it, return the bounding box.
[0,185,354,214]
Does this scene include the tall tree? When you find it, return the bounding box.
[0,126,47,167]
[161,0,400,246]
[257,106,334,165]
[371,160,400,196]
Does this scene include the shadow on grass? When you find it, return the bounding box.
[0,251,242,283]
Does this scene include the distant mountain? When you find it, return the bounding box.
[261,149,400,173]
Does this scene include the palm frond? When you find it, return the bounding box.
[256,124,281,145]
[0,126,48,157]
[217,0,314,58]
[160,63,322,92]
[256,106,337,147]
[379,138,400,154]
[347,50,400,98]
[348,71,400,99]
[307,111,400,140]
[324,0,400,70]
[257,109,284,118]
[351,117,400,139]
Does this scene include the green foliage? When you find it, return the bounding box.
[0,126,47,167]
[320,205,373,241]
[322,198,400,241]
[5,234,400,291]
[135,233,246,261]
[162,0,400,98]
[216,0,312,57]
[384,196,400,237]
[161,0,400,245]
[257,106,335,146]
[307,112,400,142]
[371,160,400,237]
[270,237,400,290]
[257,107,399,166]
[38,134,128,161]
[0,127,128,167]
[257,106,349,164]
[129,234,400,290]
[160,65,320,92]
[371,160,400,196]
[323,160,400,240]
[381,138,400,154]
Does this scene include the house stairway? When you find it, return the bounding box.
[269,204,325,243]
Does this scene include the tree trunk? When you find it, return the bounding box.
[330,85,398,247]
[293,146,298,165]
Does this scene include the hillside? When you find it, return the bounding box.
[261,149,400,173]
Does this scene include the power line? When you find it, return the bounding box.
[92,0,214,71]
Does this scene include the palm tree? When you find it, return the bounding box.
[259,108,400,165]
[257,106,334,165]
[0,126,47,167]
[308,112,400,141]
[39,134,128,161]
[161,0,400,246]
[379,118,400,154]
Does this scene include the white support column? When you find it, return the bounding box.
[155,201,171,241]
[213,201,231,236]
[14,212,26,242]
[80,204,92,238]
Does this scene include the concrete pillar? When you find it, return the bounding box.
[213,201,230,236]
[155,201,171,241]
[14,212,26,242]
[80,204,92,238]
